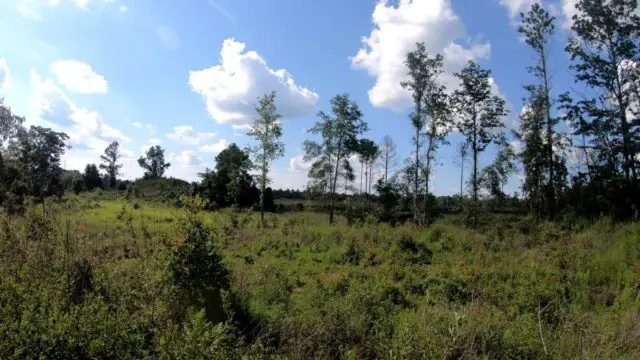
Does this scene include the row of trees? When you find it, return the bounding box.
[1,0,638,225]
[300,0,640,225]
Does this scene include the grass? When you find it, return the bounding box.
[1,193,639,359]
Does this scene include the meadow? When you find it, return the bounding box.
[1,192,639,359]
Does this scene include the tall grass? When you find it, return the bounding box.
[1,195,639,359]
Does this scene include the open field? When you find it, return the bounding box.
[1,194,639,359]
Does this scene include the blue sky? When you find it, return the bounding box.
[0,0,589,194]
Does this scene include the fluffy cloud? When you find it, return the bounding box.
[498,0,538,19]
[199,139,230,154]
[166,125,217,145]
[132,121,156,134]
[289,155,312,173]
[0,58,9,90]
[30,69,130,150]
[157,25,180,51]
[50,60,108,94]
[166,150,207,181]
[351,0,492,111]
[189,38,319,126]
[172,150,203,167]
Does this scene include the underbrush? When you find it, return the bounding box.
[1,198,639,359]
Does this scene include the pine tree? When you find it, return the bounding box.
[452,61,508,227]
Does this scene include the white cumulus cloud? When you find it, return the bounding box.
[50,60,108,94]
[166,125,217,145]
[30,69,129,150]
[351,0,492,111]
[200,139,230,154]
[189,38,319,126]
[289,155,312,173]
[498,0,538,20]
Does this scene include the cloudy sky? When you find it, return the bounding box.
[0,0,595,193]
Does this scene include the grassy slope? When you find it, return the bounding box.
[1,195,639,359]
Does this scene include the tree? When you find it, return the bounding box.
[0,99,25,203]
[566,0,640,183]
[247,91,285,223]
[99,141,123,188]
[451,61,508,227]
[214,143,255,207]
[518,3,564,219]
[401,43,446,224]
[517,86,547,218]
[357,139,379,208]
[84,164,103,191]
[452,141,470,202]
[481,133,517,201]
[380,135,398,183]
[138,145,171,179]
[8,126,70,206]
[304,94,367,223]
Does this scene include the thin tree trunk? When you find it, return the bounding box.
[329,141,343,224]
[460,155,464,203]
[424,133,434,225]
[360,160,364,194]
[472,110,479,229]
[414,126,420,224]
[384,152,389,183]
[541,50,556,220]
[609,39,635,182]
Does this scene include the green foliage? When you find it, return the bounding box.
[304,94,367,223]
[138,145,171,179]
[99,141,123,189]
[83,163,102,191]
[1,200,640,358]
[248,91,285,222]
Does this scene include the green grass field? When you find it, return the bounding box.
[1,194,640,359]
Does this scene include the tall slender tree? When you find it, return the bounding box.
[401,43,445,223]
[380,135,398,183]
[518,3,563,219]
[99,141,123,189]
[358,139,379,208]
[452,61,508,227]
[422,81,451,224]
[566,0,640,183]
[248,91,285,223]
[517,86,547,218]
[452,141,470,202]
[304,94,367,223]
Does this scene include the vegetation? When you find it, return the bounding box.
[1,0,640,358]
[1,196,639,359]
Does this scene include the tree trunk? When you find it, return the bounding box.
[329,142,343,224]
[424,133,434,225]
[360,160,363,194]
[471,111,479,229]
[384,152,389,183]
[541,51,556,220]
[413,126,420,224]
[609,39,635,182]
[460,155,464,203]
